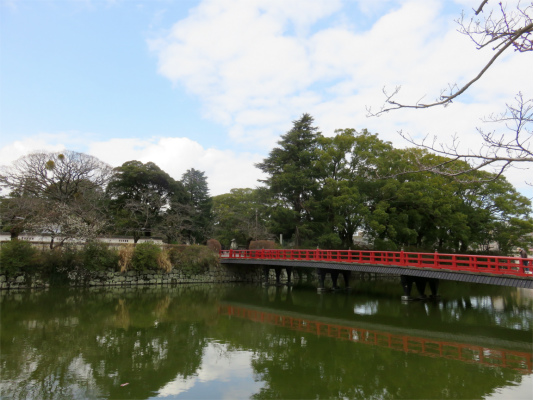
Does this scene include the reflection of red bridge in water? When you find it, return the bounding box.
[220,249,533,291]
[219,304,533,374]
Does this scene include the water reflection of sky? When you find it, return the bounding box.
[485,374,533,400]
[155,342,264,399]
[353,301,378,315]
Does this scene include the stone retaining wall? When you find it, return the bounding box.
[0,263,264,290]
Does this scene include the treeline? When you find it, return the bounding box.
[213,114,533,254]
[1,113,532,255]
[0,152,212,247]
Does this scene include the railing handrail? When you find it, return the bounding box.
[219,249,532,278]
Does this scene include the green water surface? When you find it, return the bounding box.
[1,279,532,399]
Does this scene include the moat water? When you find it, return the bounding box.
[1,279,532,399]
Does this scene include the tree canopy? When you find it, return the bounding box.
[106,161,187,243]
[251,115,532,253]
[0,151,113,246]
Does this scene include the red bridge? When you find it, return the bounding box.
[219,249,533,295]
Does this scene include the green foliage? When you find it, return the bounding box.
[316,233,342,250]
[373,238,399,251]
[81,241,119,271]
[170,245,219,276]
[107,160,187,242]
[181,168,213,244]
[166,245,186,266]
[131,242,162,271]
[0,240,37,277]
[212,188,272,248]
[38,245,81,285]
[252,115,532,254]
[256,113,321,247]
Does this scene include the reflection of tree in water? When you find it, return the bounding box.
[113,298,130,329]
[216,319,525,400]
[0,286,222,400]
[2,283,531,399]
[214,284,531,400]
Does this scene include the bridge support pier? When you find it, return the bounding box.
[263,267,270,285]
[317,268,326,292]
[342,271,351,289]
[401,275,440,301]
[317,268,351,292]
[275,268,282,285]
[286,267,293,285]
[331,271,340,290]
[262,267,294,286]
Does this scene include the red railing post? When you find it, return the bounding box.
[219,246,532,279]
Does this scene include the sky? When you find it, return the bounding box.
[1,0,532,197]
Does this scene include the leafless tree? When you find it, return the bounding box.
[367,1,532,178]
[0,150,114,201]
[0,196,42,238]
[26,202,106,249]
[0,150,112,242]
[394,93,532,179]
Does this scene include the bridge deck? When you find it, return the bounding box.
[220,249,533,289]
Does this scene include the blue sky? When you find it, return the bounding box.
[1,0,531,196]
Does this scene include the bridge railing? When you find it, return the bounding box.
[219,249,532,277]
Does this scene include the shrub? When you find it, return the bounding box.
[175,245,219,276]
[157,249,172,273]
[131,242,161,271]
[118,244,135,272]
[248,240,276,250]
[81,241,119,271]
[206,239,221,253]
[0,240,38,277]
[39,245,81,285]
[164,244,190,267]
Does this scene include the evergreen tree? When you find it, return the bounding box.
[181,168,213,244]
[106,161,186,242]
[256,113,320,247]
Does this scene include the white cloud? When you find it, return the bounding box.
[146,0,532,198]
[0,134,70,164]
[149,0,531,153]
[88,136,266,196]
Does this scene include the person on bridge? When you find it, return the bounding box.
[519,248,529,268]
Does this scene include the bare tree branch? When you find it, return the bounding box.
[381,93,532,182]
[366,1,532,186]
[366,2,532,117]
